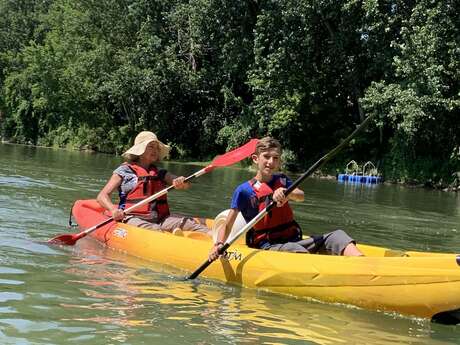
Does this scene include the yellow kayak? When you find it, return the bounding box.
[72,199,460,324]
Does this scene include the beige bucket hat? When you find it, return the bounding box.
[122,131,171,160]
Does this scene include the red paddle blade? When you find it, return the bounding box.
[48,233,80,246]
[211,138,258,168]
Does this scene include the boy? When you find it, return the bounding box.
[209,137,362,261]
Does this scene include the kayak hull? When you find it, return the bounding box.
[72,199,460,323]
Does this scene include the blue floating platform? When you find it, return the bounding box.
[337,174,382,184]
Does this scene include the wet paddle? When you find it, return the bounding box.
[48,138,259,246]
[187,115,375,280]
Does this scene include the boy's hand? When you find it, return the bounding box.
[208,242,225,261]
[272,187,288,207]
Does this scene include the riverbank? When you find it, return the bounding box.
[2,140,458,192]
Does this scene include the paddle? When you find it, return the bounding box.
[48,138,259,246]
[187,115,375,280]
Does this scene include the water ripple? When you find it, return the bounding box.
[1,144,460,344]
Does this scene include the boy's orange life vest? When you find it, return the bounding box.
[247,176,301,248]
[119,163,170,223]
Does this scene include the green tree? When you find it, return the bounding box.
[362,0,460,182]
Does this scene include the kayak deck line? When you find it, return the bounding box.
[252,270,460,288]
[71,199,460,325]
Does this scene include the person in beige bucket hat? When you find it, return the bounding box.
[97,131,211,235]
[122,131,171,160]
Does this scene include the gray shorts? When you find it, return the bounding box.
[263,229,354,255]
[125,214,210,233]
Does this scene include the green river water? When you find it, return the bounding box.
[0,143,459,344]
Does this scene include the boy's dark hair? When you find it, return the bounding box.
[255,137,282,155]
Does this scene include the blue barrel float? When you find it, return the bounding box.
[337,161,382,184]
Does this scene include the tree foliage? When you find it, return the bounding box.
[0,0,458,183]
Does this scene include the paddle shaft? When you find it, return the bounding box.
[187,114,374,280]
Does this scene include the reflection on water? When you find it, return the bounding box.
[25,238,449,345]
[1,143,459,344]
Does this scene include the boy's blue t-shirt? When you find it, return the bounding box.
[230,173,292,223]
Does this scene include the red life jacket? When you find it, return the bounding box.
[119,163,170,223]
[246,175,301,248]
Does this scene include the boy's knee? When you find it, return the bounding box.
[325,229,355,255]
[332,229,347,237]
[330,229,353,243]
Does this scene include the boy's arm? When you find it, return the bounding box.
[273,186,304,206]
[209,208,239,261]
[216,208,239,243]
[288,187,304,202]
[285,174,304,202]
[279,174,304,202]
